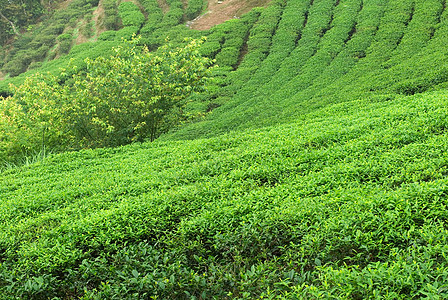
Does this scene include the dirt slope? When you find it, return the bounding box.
[189,0,271,30]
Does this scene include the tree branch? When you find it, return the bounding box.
[0,11,19,36]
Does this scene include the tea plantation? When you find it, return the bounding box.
[2,0,448,298]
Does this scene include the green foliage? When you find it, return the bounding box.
[98,30,117,41]
[215,47,240,68]
[115,25,140,40]
[139,0,164,39]
[81,15,95,38]
[103,0,120,30]
[195,9,261,105]
[1,0,100,77]
[0,73,68,162]
[2,91,448,298]
[0,0,44,44]
[57,33,73,54]
[185,0,205,20]
[171,0,448,140]
[3,0,448,297]
[210,17,257,69]
[0,38,213,161]
[143,0,186,48]
[118,2,145,27]
[199,40,221,57]
[0,39,119,94]
[66,37,212,147]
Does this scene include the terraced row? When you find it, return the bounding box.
[173,0,448,139]
[2,90,448,298]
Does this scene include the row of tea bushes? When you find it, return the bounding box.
[228,0,310,98]
[2,90,448,298]
[170,0,448,141]
[119,2,146,27]
[1,0,100,77]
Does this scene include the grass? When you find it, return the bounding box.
[0,149,53,172]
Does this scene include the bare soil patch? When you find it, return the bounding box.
[92,0,106,39]
[75,22,89,45]
[189,0,271,30]
[157,0,170,13]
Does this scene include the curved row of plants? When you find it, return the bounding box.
[1,90,448,298]
[170,0,448,140]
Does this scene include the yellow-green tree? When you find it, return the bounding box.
[67,37,213,147]
[0,37,213,163]
[0,73,68,162]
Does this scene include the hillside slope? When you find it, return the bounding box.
[2,91,448,298]
[170,0,448,139]
[2,0,448,298]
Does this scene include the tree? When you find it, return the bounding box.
[0,73,67,162]
[0,36,213,162]
[0,0,44,44]
[65,37,213,148]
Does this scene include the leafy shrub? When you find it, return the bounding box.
[199,41,221,57]
[139,0,163,37]
[98,30,117,41]
[215,47,240,68]
[66,37,213,147]
[4,0,448,298]
[1,0,103,77]
[59,40,73,55]
[3,90,448,298]
[2,50,31,76]
[0,37,213,160]
[104,15,120,30]
[28,61,43,70]
[57,34,74,54]
[114,26,140,40]
[118,2,145,27]
[103,0,120,30]
[0,73,68,162]
[57,33,72,42]
[224,37,244,49]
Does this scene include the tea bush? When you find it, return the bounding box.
[170,0,448,140]
[2,0,448,297]
[118,2,146,27]
[139,0,163,39]
[2,91,448,298]
[0,38,213,161]
[103,0,120,30]
[1,0,100,77]
[186,0,205,20]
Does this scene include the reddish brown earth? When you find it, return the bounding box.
[189,0,271,30]
[157,0,170,13]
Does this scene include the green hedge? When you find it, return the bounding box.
[118,2,146,27]
[1,0,101,77]
[103,0,120,30]
[186,0,205,20]
[3,90,448,298]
